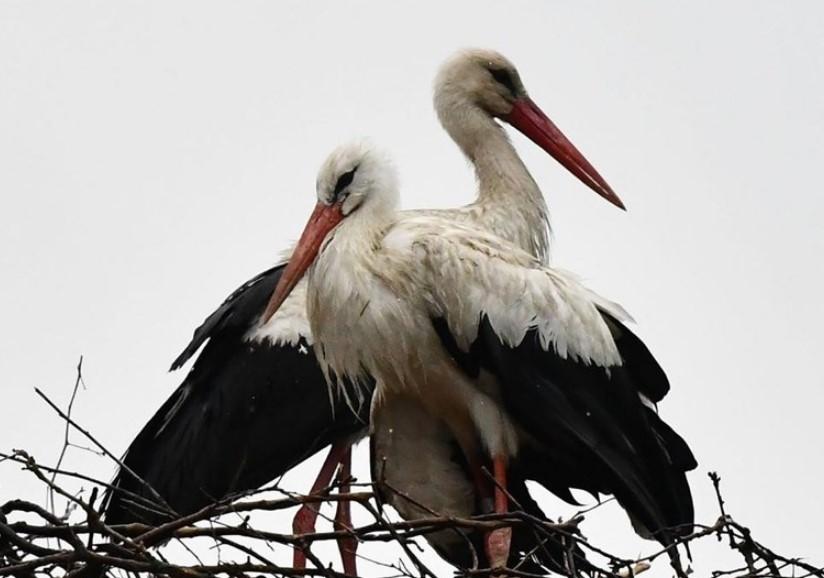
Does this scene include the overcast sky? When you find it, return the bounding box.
[1,1,823,576]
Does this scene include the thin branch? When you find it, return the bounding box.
[33,387,175,518]
[48,356,86,519]
[1,382,821,578]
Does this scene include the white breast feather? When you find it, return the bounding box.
[246,277,313,347]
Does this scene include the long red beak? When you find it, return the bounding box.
[260,202,344,324]
[505,98,625,210]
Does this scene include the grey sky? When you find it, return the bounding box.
[1,1,822,575]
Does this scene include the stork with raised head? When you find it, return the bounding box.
[263,141,696,571]
[105,48,623,574]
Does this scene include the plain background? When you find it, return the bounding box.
[1,1,822,575]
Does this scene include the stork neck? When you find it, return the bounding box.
[441,105,550,261]
[321,204,389,267]
[306,203,392,394]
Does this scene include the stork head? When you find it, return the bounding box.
[261,140,398,323]
[434,49,526,119]
[315,139,399,218]
[434,48,624,210]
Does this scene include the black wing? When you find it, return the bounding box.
[435,314,696,545]
[104,265,372,524]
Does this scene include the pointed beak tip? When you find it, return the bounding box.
[507,98,627,213]
[611,196,627,211]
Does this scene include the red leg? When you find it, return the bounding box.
[492,457,508,514]
[484,455,512,570]
[292,441,351,570]
[333,446,357,576]
[468,456,494,514]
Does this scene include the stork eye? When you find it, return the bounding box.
[489,68,517,95]
[333,167,357,198]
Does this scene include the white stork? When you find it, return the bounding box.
[105,49,624,575]
[262,141,696,570]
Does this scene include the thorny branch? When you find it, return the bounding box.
[1,363,822,578]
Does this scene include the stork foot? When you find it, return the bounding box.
[485,526,512,569]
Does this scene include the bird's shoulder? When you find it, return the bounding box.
[382,213,540,268]
[380,217,630,366]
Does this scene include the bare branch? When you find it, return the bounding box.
[2,374,821,578]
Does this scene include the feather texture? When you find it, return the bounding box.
[104,266,371,524]
[434,315,696,542]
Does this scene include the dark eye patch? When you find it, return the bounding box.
[333,166,357,198]
[489,68,517,95]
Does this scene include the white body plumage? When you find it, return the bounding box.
[303,143,628,462]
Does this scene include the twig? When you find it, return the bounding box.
[48,356,86,519]
[2,406,822,578]
[33,387,175,518]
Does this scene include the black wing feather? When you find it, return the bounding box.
[436,314,695,545]
[600,310,670,403]
[105,266,371,524]
[169,265,283,371]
